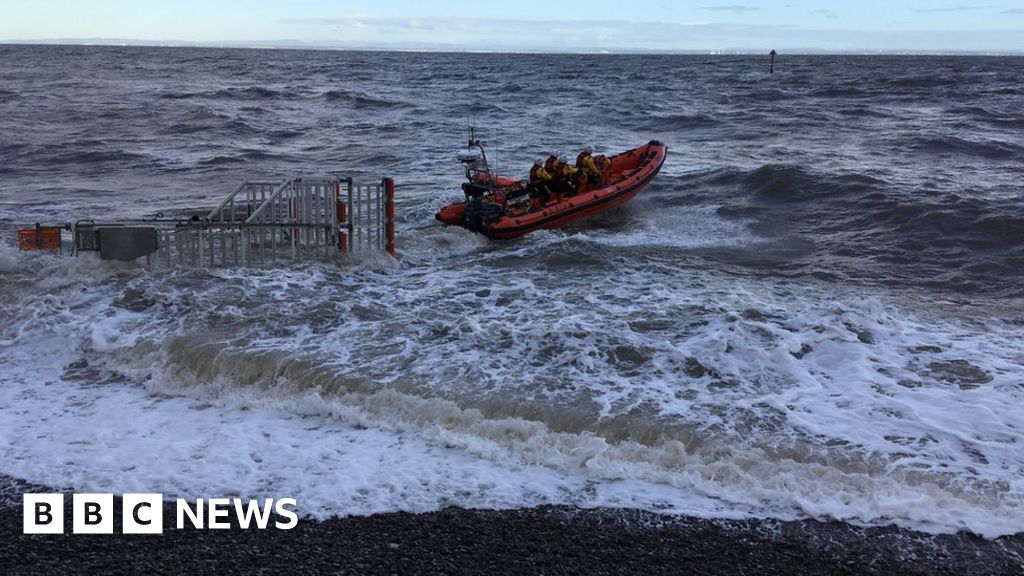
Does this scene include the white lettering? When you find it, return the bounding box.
[24,493,298,533]
[233,498,274,529]
[208,498,230,529]
[22,494,64,534]
[123,494,164,534]
[72,494,113,534]
[176,498,203,529]
[274,498,298,529]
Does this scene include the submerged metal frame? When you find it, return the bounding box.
[27,176,396,268]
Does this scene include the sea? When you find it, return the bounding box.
[1,45,1022,538]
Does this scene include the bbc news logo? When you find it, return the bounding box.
[23,494,298,534]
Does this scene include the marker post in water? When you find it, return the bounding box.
[769,49,777,74]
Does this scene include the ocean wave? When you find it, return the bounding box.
[947,105,1024,128]
[717,164,885,203]
[198,155,247,166]
[696,164,1024,294]
[322,89,414,110]
[4,260,1012,537]
[906,135,1022,160]
[58,149,150,164]
[643,113,719,130]
[159,86,295,101]
[0,138,157,169]
[811,85,870,98]
[159,117,260,137]
[709,164,1021,258]
[4,144,151,169]
[833,105,894,119]
[267,128,303,141]
[885,74,961,89]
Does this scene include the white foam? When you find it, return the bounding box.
[1,238,1023,538]
[574,204,760,249]
[0,292,726,519]
[0,242,23,274]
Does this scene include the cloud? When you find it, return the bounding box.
[914,4,993,12]
[1002,8,1024,14]
[813,9,838,19]
[283,16,725,48]
[278,15,1024,53]
[698,5,759,12]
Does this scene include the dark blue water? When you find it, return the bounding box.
[1,45,1022,295]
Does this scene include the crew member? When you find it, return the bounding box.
[530,158,552,183]
[528,158,553,203]
[553,155,578,196]
[575,146,601,189]
[544,150,560,174]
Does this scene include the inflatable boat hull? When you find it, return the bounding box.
[436,141,667,239]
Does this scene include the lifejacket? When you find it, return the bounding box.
[529,164,552,182]
[554,162,578,191]
[576,151,600,177]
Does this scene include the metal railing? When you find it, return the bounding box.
[346,178,394,255]
[150,177,394,267]
[30,176,396,268]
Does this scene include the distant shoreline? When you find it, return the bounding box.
[1,41,1022,57]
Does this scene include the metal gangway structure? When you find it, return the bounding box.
[17,177,396,267]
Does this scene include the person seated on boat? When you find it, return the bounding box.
[544,150,560,174]
[553,155,579,197]
[527,158,553,203]
[575,146,602,189]
[530,158,552,184]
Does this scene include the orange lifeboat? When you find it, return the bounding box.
[436,141,667,239]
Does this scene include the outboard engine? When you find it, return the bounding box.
[446,128,506,234]
[456,129,496,200]
[461,182,488,198]
[464,197,505,234]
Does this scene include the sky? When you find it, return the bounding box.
[1,0,1023,52]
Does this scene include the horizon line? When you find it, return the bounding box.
[2,39,1023,56]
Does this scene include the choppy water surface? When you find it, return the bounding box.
[1,46,1023,537]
